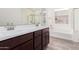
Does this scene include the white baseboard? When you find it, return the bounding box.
[50,32,79,42]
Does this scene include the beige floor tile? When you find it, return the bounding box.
[46,36,79,50]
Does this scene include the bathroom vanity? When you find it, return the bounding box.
[0,26,49,50]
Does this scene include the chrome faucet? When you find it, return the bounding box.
[6,22,14,30]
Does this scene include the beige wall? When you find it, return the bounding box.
[0,8,23,26]
[74,8,79,31]
[53,9,73,33]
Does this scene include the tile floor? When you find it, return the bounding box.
[46,36,79,50]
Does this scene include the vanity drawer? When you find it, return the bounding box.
[34,30,41,37]
[21,32,33,40]
[42,28,49,33]
[13,39,33,50]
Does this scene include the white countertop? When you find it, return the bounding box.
[0,25,48,41]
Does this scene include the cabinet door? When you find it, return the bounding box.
[34,44,41,50]
[42,28,49,49]
[45,32,49,45]
[34,36,42,49]
[13,39,33,50]
[33,30,42,50]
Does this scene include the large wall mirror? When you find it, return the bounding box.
[0,8,47,26]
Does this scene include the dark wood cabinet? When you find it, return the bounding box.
[13,39,33,50]
[33,30,42,50]
[42,28,49,49]
[0,27,49,50]
[0,32,33,50]
[33,28,49,50]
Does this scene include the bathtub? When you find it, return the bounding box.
[50,28,73,41]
